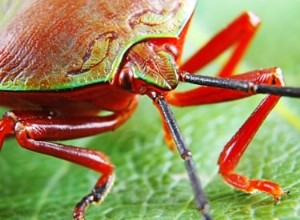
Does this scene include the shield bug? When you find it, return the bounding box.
[0,1,300,219]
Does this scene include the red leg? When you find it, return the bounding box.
[164,68,284,151]
[0,101,137,220]
[166,71,288,198]
[166,12,266,107]
[166,13,289,199]
[0,117,14,150]
[218,93,287,200]
[182,12,260,77]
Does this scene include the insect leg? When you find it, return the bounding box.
[149,92,212,220]
[167,68,290,200]
[217,93,288,201]
[182,12,260,77]
[16,129,115,220]
[0,116,15,150]
[2,101,136,220]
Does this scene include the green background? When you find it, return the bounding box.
[1,0,300,219]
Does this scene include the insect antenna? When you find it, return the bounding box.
[148,92,212,220]
[180,69,300,98]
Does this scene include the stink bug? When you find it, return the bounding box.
[0,1,300,219]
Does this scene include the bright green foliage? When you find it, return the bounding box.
[1,1,300,219]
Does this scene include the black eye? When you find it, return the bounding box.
[118,66,133,90]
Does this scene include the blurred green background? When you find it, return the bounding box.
[1,1,300,219]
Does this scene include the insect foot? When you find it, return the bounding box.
[73,174,115,220]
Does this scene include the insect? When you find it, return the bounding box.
[1,1,300,219]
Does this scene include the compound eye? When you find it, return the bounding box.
[163,43,178,59]
[118,66,134,90]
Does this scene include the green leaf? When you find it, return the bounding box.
[1,1,300,220]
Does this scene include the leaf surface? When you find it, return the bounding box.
[0,1,300,219]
